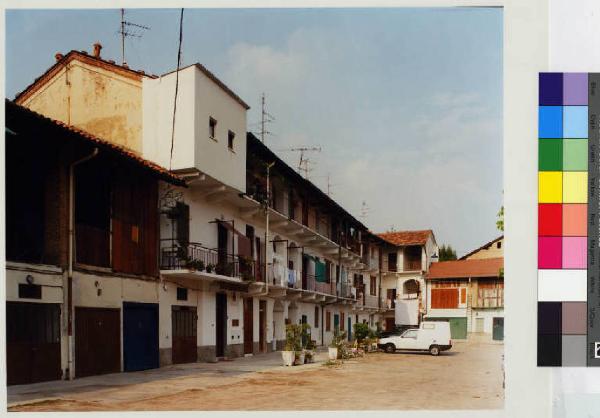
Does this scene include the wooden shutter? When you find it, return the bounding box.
[460,288,467,304]
[326,311,331,331]
[431,288,459,309]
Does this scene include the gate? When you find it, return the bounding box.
[75,307,120,378]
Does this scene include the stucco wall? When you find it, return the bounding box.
[20,60,143,153]
[143,66,247,192]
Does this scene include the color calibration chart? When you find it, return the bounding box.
[538,72,600,367]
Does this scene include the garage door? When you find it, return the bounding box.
[172,306,197,364]
[449,318,468,339]
[7,302,62,385]
[123,302,159,372]
[75,307,121,378]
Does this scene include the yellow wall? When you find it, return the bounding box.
[464,237,504,260]
[19,59,143,153]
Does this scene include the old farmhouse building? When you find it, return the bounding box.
[5,43,465,384]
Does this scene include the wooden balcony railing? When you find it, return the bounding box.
[403,258,422,271]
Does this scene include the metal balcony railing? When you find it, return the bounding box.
[160,239,260,281]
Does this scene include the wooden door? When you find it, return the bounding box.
[218,224,228,269]
[259,300,267,353]
[244,298,254,354]
[172,306,197,364]
[6,302,61,385]
[215,293,227,357]
[385,317,395,331]
[75,307,120,378]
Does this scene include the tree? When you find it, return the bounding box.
[496,206,504,232]
[439,244,457,261]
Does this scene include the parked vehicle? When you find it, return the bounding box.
[378,321,452,356]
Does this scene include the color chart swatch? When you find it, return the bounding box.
[538,72,600,367]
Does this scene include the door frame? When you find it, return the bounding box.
[259,300,267,353]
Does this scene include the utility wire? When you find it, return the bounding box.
[169,8,184,171]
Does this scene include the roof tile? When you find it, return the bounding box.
[427,257,504,280]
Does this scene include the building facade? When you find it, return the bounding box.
[425,236,504,340]
[7,44,391,383]
[376,230,438,331]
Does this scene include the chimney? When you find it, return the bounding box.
[55,53,64,62]
[93,42,102,58]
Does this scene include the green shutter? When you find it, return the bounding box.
[315,260,327,282]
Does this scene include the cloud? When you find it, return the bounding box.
[219,28,502,256]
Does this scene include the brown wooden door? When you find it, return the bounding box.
[259,300,267,353]
[215,293,227,358]
[172,306,197,364]
[75,307,120,378]
[6,302,62,385]
[385,317,395,331]
[244,298,254,354]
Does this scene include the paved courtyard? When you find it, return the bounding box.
[8,337,504,411]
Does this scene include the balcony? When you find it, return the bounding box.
[160,239,262,283]
[239,195,363,265]
[403,258,422,272]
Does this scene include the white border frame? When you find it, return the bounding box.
[0,1,554,417]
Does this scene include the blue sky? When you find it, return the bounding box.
[5,8,503,256]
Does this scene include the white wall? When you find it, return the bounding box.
[471,308,504,334]
[143,65,247,192]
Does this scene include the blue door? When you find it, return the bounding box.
[123,302,159,372]
[348,317,352,341]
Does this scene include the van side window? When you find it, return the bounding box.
[423,323,435,330]
[403,330,418,338]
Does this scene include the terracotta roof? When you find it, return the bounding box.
[427,257,504,280]
[161,63,250,110]
[14,50,156,103]
[377,230,433,246]
[459,235,504,260]
[5,100,185,186]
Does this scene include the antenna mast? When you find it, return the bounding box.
[118,9,150,65]
[259,93,275,143]
[285,146,321,179]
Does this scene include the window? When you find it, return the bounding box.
[19,284,41,299]
[370,276,377,296]
[497,241,502,249]
[209,117,217,139]
[177,287,188,301]
[402,329,418,339]
[326,311,331,331]
[314,306,319,328]
[340,312,345,331]
[228,130,235,150]
[387,253,397,272]
[460,288,467,304]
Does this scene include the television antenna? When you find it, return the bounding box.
[258,93,275,143]
[360,200,370,220]
[118,9,150,65]
[284,146,321,179]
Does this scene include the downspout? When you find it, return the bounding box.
[255,161,275,298]
[67,147,99,380]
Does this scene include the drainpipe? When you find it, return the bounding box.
[67,147,99,380]
[254,162,275,298]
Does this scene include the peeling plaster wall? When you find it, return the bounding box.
[19,60,143,153]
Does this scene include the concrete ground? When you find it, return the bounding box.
[8,336,504,411]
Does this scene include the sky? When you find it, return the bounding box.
[5,8,503,256]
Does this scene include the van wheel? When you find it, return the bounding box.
[429,345,440,356]
[385,343,396,353]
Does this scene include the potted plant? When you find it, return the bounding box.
[305,338,316,363]
[329,330,346,360]
[281,324,296,367]
[206,263,215,274]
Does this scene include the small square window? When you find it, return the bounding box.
[497,241,502,249]
[228,130,235,150]
[209,117,217,139]
[19,284,41,299]
[177,287,188,301]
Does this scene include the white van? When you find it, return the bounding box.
[378,321,452,356]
